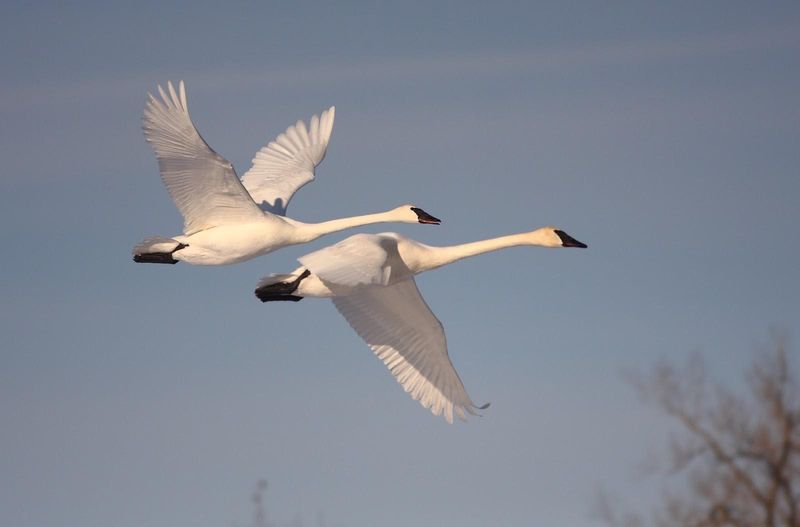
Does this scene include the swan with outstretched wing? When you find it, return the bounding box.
[254,227,588,422]
[133,81,440,266]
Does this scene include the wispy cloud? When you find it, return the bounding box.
[2,24,798,112]
[217,23,798,87]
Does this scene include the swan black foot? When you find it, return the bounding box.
[255,293,305,302]
[133,243,188,264]
[255,269,311,302]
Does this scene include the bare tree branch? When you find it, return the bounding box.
[599,334,799,527]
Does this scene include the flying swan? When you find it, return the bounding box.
[132,81,440,265]
[254,227,587,423]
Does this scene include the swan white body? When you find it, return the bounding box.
[133,81,439,266]
[255,227,587,423]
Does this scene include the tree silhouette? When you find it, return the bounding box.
[597,335,799,527]
[252,479,270,527]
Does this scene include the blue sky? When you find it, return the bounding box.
[1,2,799,526]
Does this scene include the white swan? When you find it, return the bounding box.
[132,81,440,265]
[254,227,587,423]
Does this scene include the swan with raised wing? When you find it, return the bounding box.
[132,81,440,266]
[254,227,587,423]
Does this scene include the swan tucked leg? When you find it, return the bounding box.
[132,237,188,264]
[254,269,311,302]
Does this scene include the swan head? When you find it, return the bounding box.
[530,227,588,248]
[394,205,441,225]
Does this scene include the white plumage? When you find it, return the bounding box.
[333,279,478,424]
[134,81,440,266]
[142,81,264,235]
[256,227,588,423]
[241,107,335,215]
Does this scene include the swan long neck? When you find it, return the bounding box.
[293,210,402,242]
[414,229,556,273]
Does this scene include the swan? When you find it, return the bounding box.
[132,81,440,265]
[253,227,587,423]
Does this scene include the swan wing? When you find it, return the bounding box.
[332,278,484,423]
[240,106,335,215]
[142,81,264,235]
[298,233,393,288]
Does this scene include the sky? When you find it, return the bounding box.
[1,1,799,526]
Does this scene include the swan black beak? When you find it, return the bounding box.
[411,207,441,225]
[555,230,587,248]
